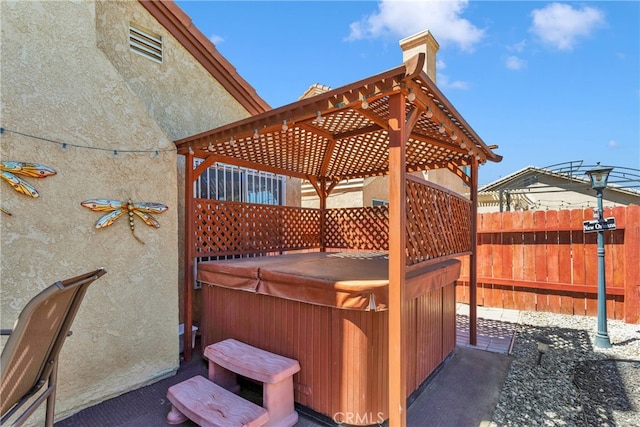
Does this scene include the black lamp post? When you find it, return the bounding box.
[585,164,614,348]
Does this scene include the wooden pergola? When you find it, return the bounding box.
[175,53,501,426]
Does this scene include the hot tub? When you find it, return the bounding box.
[198,252,460,424]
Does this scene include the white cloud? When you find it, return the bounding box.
[505,55,526,70]
[347,0,485,52]
[615,52,627,61]
[436,59,447,70]
[529,3,605,51]
[607,139,620,149]
[507,40,527,53]
[437,74,469,90]
[209,34,224,45]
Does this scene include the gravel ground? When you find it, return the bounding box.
[491,312,640,427]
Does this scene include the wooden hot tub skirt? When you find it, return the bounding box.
[198,252,460,424]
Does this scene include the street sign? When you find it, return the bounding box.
[583,217,616,233]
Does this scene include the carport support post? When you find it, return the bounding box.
[388,92,407,427]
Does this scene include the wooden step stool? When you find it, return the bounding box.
[166,375,269,427]
[205,339,301,427]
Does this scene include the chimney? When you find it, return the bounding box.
[399,30,439,83]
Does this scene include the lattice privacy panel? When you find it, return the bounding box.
[194,198,321,255]
[194,181,470,262]
[324,206,389,251]
[405,180,471,265]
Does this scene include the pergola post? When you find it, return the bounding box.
[183,151,195,361]
[469,157,479,346]
[319,178,327,252]
[388,92,407,427]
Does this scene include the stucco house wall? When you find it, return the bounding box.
[1,1,257,424]
[302,182,365,208]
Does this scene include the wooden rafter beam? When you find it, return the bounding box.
[296,122,334,141]
[446,161,472,186]
[405,105,421,134]
[356,107,393,130]
[334,123,382,140]
[406,78,501,163]
[193,155,218,179]
[175,67,408,151]
[200,153,309,180]
[408,132,466,155]
[319,138,338,177]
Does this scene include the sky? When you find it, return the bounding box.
[175,0,639,185]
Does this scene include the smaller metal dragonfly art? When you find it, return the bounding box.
[81,198,168,244]
[1,161,57,215]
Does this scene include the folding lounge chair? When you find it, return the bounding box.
[0,268,107,427]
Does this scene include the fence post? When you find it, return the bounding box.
[624,205,640,323]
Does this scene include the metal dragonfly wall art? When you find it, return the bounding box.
[1,161,57,215]
[81,198,168,244]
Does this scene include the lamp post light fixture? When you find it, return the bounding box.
[585,164,614,349]
[536,336,552,365]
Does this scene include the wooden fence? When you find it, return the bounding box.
[456,205,639,324]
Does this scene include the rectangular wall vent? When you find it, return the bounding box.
[129,25,162,63]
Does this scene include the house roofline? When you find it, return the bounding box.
[139,0,271,116]
[480,165,640,198]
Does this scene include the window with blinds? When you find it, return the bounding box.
[193,161,287,267]
[194,160,285,205]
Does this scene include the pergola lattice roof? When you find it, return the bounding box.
[175,54,502,183]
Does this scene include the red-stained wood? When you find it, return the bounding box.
[486,213,503,308]
[609,207,625,290]
[533,211,549,312]
[469,159,479,346]
[570,209,591,316]
[456,277,624,295]
[511,211,525,283]
[624,205,640,323]
[545,210,560,284]
[519,211,536,311]
[478,214,494,306]
[456,280,469,304]
[583,208,600,317]
[388,92,406,427]
[456,207,636,322]
[202,281,456,423]
[500,213,514,309]
[465,207,637,322]
[556,210,574,315]
[603,207,618,320]
[183,151,195,362]
[442,284,456,355]
[404,300,417,393]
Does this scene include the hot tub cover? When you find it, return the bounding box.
[197,252,460,311]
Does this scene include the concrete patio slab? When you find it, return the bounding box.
[56,305,518,427]
[407,346,513,427]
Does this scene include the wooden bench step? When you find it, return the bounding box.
[204,339,300,383]
[167,375,269,427]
